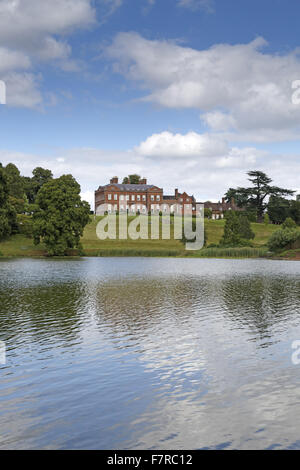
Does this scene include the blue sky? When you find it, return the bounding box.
[0,0,299,206]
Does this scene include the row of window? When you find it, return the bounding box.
[107,193,161,201]
[106,204,194,212]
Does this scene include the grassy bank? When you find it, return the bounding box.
[0,216,281,258]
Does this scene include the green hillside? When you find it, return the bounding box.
[0,216,280,258]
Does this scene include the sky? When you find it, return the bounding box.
[0,0,300,208]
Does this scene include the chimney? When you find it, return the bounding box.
[175,188,178,199]
[222,197,226,204]
[110,176,118,184]
[140,177,147,185]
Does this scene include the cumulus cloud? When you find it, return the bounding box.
[1,132,298,208]
[0,0,97,107]
[5,72,43,108]
[106,33,300,141]
[135,131,228,158]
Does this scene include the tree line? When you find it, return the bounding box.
[225,170,300,225]
[0,163,90,256]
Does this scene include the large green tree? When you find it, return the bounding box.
[0,167,17,240]
[122,174,141,184]
[290,200,300,225]
[23,167,53,205]
[268,196,291,225]
[4,163,25,199]
[226,171,294,222]
[33,174,90,256]
[32,167,53,195]
[220,211,254,246]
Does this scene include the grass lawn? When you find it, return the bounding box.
[0,216,281,258]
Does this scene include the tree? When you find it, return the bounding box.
[204,208,212,219]
[220,211,254,246]
[290,200,300,225]
[33,174,90,256]
[4,163,25,199]
[22,176,35,204]
[282,217,297,230]
[226,171,294,222]
[268,196,291,225]
[32,167,53,195]
[0,167,17,240]
[122,174,141,184]
[22,167,53,205]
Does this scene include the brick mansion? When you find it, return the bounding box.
[95,177,239,219]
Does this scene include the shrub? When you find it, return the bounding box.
[282,217,297,230]
[264,213,270,225]
[220,211,254,246]
[268,228,300,251]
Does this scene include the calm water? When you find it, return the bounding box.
[0,257,300,450]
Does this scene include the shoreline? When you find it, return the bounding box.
[0,251,299,261]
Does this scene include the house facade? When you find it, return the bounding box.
[95,177,238,216]
[203,198,241,219]
[95,177,163,215]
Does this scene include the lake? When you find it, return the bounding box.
[0,257,299,450]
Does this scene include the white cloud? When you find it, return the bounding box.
[177,0,214,12]
[135,131,228,158]
[0,133,299,208]
[148,0,214,12]
[0,0,97,107]
[0,0,96,46]
[4,72,43,108]
[0,47,31,74]
[106,33,300,141]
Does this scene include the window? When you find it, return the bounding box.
[137,205,140,211]
[156,195,160,201]
[142,195,146,201]
[120,205,124,211]
[114,204,118,211]
[108,194,112,200]
[126,195,129,201]
[114,194,118,200]
[137,195,141,201]
[131,195,135,201]
[151,195,154,201]
[120,195,124,201]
